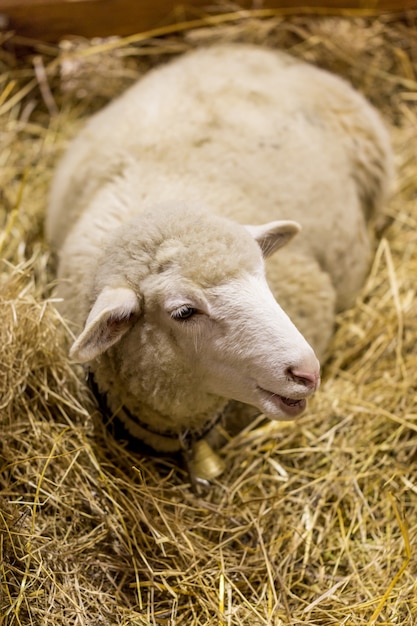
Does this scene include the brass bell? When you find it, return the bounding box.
[192,439,226,481]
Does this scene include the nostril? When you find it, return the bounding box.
[287,367,320,390]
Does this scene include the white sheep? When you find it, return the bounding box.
[46,44,393,461]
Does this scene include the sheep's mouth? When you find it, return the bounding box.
[278,395,307,416]
[257,386,307,418]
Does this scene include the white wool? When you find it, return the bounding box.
[46,44,393,448]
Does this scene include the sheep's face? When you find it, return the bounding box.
[143,271,319,420]
[70,214,320,421]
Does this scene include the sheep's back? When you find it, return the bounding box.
[46,44,393,310]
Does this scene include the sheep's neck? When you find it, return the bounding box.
[87,371,227,454]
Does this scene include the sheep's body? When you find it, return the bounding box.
[47,44,393,453]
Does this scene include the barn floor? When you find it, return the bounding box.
[1,11,417,625]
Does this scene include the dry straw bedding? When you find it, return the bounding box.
[1,10,417,626]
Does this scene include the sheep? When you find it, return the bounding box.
[46,44,393,469]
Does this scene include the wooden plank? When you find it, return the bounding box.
[1,0,416,42]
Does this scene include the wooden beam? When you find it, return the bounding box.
[1,0,416,42]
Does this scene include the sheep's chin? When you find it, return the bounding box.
[256,386,307,419]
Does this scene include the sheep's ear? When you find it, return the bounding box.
[70,287,141,363]
[245,220,301,258]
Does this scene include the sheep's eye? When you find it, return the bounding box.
[171,305,197,321]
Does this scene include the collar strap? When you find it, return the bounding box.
[87,372,224,452]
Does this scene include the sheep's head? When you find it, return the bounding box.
[70,207,320,421]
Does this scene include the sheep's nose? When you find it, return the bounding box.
[287,366,320,391]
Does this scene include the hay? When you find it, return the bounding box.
[1,10,417,625]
